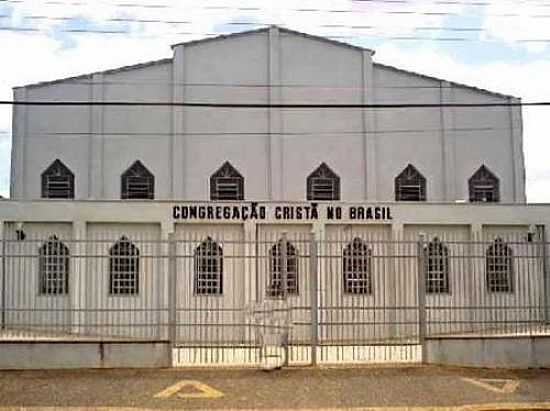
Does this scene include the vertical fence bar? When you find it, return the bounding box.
[541,226,549,324]
[1,234,5,330]
[417,233,427,361]
[281,232,288,366]
[168,232,177,350]
[309,231,318,366]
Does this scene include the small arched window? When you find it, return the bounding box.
[424,238,449,294]
[268,240,299,297]
[343,238,372,295]
[210,161,244,201]
[194,237,223,295]
[395,164,426,201]
[469,165,500,202]
[486,238,513,293]
[109,236,140,295]
[121,160,154,199]
[41,159,74,199]
[39,235,69,295]
[307,163,340,201]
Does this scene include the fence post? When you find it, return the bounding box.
[281,232,289,366]
[417,233,427,362]
[1,223,5,331]
[309,231,319,366]
[168,232,177,349]
[541,226,549,324]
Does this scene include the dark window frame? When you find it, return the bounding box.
[395,164,426,201]
[424,237,450,294]
[38,235,70,295]
[41,159,75,199]
[109,236,140,296]
[121,160,155,200]
[194,237,224,295]
[267,239,299,298]
[469,165,500,203]
[307,162,340,201]
[210,162,244,201]
[485,238,514,293]
[343,238,372,295]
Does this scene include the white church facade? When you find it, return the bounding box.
[2,27,549,367]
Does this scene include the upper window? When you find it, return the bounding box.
[39,235,69,295]
[41,159,74,199]
[109,236,140,295]
[343,238,372,295]
[121,160,154,200]
[268,240,299,297]
[194,237,223,295]
[424,238,450,294]
[210,162,244,201]
[395,164,426,201]
[469,165,500,202]
[307,163,340,201]
[485,238,513,293]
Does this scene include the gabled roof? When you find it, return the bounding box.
[171,25,375,55]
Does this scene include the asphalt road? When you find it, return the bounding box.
[0,365,549,410]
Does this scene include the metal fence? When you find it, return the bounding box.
[0,227,548,366]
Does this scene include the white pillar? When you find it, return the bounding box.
[509,97,526,203]
[268,26,283,200]
[362,51,377,200]
[71,221,86,334]
[172,46,186,199]
[440,82,457,201]
[11,88,27,199]
[89,73,104,199]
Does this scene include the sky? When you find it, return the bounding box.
[0,0,549,201]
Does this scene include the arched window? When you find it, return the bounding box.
[343,238,372,295]
[307,163,340,201]
[109,236,139,295]
[194,237,223,295]
[41,159,74,199]
[486,238,513,293]
[268,240,299,297]
[210,161,244,201]
[121,160,154,199]
[469,165,500,202]
[424,238,449,294]
[395,164,426,201]
[39,235,69,295]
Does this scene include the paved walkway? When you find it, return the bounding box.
[0,365,549,410]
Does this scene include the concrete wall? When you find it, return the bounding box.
[11,27,525,203]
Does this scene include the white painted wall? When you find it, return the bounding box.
[11,27,525,203]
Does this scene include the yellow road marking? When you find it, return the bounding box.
[153,379,224,399]
[461,377,520,394]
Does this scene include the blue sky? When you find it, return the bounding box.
[1,0,549,201]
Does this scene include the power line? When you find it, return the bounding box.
[0,100,543,108]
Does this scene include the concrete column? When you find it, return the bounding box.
[71,221,86,334]
[11,88,27,199]
[362,51,377,200]
[509,97,526,203]
[89,73,104,199]
[268,26,283,200]
[0,221,5,329]
[440,82,457,201]
[469,223,483,331]
[161,221,175,343]
[389,222,403,338]
[172,46,186,199]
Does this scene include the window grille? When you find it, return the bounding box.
[210,161,244,201]
[39,235,69,295]
[343,238,372,295]
[109,236,140,295]
[486,238,513,293]
[395,164,426,201]
[268,240,299,297]
[41,159,74,199]
[307,163,340,201]
[121,160,154,199]
[424,238,450,294]
[469,165,500,202]
[194,237,223,295]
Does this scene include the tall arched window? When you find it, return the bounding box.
[469,165,500,202]
[109,236,140,295]
[39,235,69,295]
[307,163,340,201]
[194,237,223,295]
[268,240,299,297]
[343,238,372,295]
[486,238,513,293]
[210,161,244,201]
[41,159,74,199]
[121,160,154,199]
[395,164,426,201]
[424,238,449,294]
